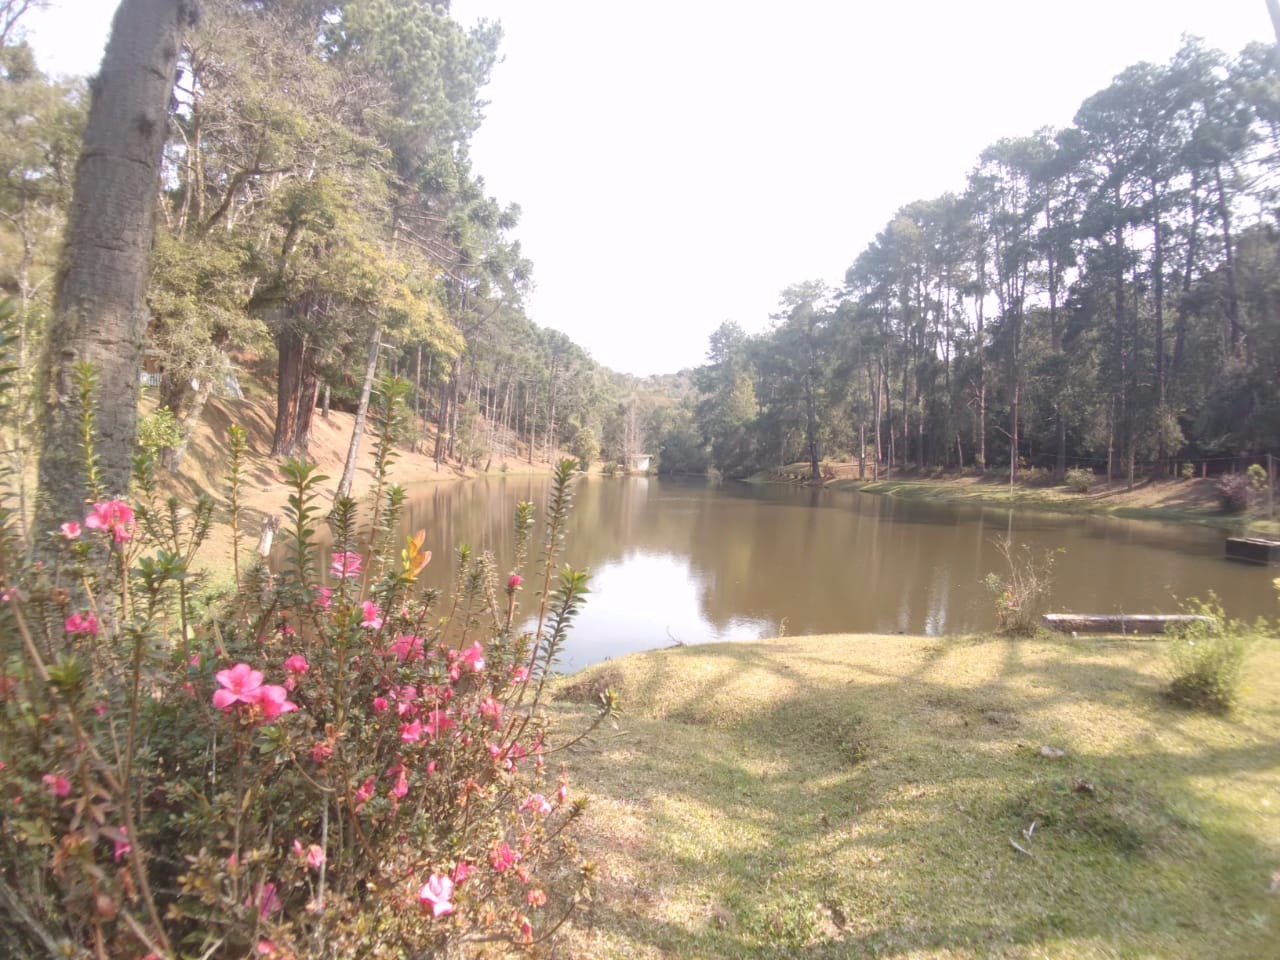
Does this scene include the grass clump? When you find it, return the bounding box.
[1165,597,1255,713]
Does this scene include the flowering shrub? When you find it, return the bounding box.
[0,361,612,957]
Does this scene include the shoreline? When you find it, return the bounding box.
[752,467,1278,537]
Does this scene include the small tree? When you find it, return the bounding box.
[571,425,598,472]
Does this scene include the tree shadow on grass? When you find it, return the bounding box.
[555,636,1280,958]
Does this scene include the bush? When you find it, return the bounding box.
[137,406,183,457]
[1063,467,1094,493]
[601,460,619,477]
[982,536,1058,636]
[1180,462,1196,480]
[0,361,611,958]
[1216,474,1251,513]
[1165,598,1252,713]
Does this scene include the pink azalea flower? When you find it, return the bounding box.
[510,666,529,685]
[294,839,325,870]
[478,696,503,727]
[248,881,281,918]
[399,719,423,743]
[372,696,389,713]
[84,500,135,543]
[313,586,333,611]
[386,634,424,661]
[451,861,472,885]
[284,655,309,675]
[64,611,99,636]
[459,642,485,673]
[60,521,81,540]
[490,843,518,873]
[424,709,455,739]
[417,874,454,917]
[330,551,363,579]
[521,793,552,816]
[390,768,408,800]
[310,741,332,765]
[212,663,263,711]
[354,776,375,808]
[42,773,71,797]
[257,685,297,720]
[360,600,383,630]
[527,887,547,907]
[112,826,130,863]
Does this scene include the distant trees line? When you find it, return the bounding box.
[657,39,1280,484]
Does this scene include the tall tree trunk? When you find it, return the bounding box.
[271,327,304,457]
[336,326,381,499]
[1214,164,1241,350]
[433,369,450,470]
[35,0,195,535]
[292,344,320,455]
[1152,184,1168,478]
[975,246,987,472]
[1172,179,1203,379]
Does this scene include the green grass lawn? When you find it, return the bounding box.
[548,633,1280,959]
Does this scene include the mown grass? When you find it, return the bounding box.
[548,634,1280,959]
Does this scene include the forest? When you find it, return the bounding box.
[662,39,1280,484]
[2,3,1280,495]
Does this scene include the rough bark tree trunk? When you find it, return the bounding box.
[292,347,320,456]
[271,327,303,457]
[35,0,196,535]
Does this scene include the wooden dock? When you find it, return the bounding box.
[1224,537,1280,565]
[1043,613,1214,636]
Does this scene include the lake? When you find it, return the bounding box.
[390,475,1276,673]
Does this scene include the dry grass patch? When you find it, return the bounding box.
[548,633,1280,959]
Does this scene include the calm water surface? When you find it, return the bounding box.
[392,476,1275,672]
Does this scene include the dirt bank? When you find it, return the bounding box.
[159,395,556,574]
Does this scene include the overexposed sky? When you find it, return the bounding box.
[23,1,1276,376]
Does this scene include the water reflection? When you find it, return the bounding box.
[385,475,1276,670]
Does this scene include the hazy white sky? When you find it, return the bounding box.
[23,0,1277,376]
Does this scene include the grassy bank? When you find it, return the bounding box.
[817,473,1280,537]
[549,633,1280,959]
